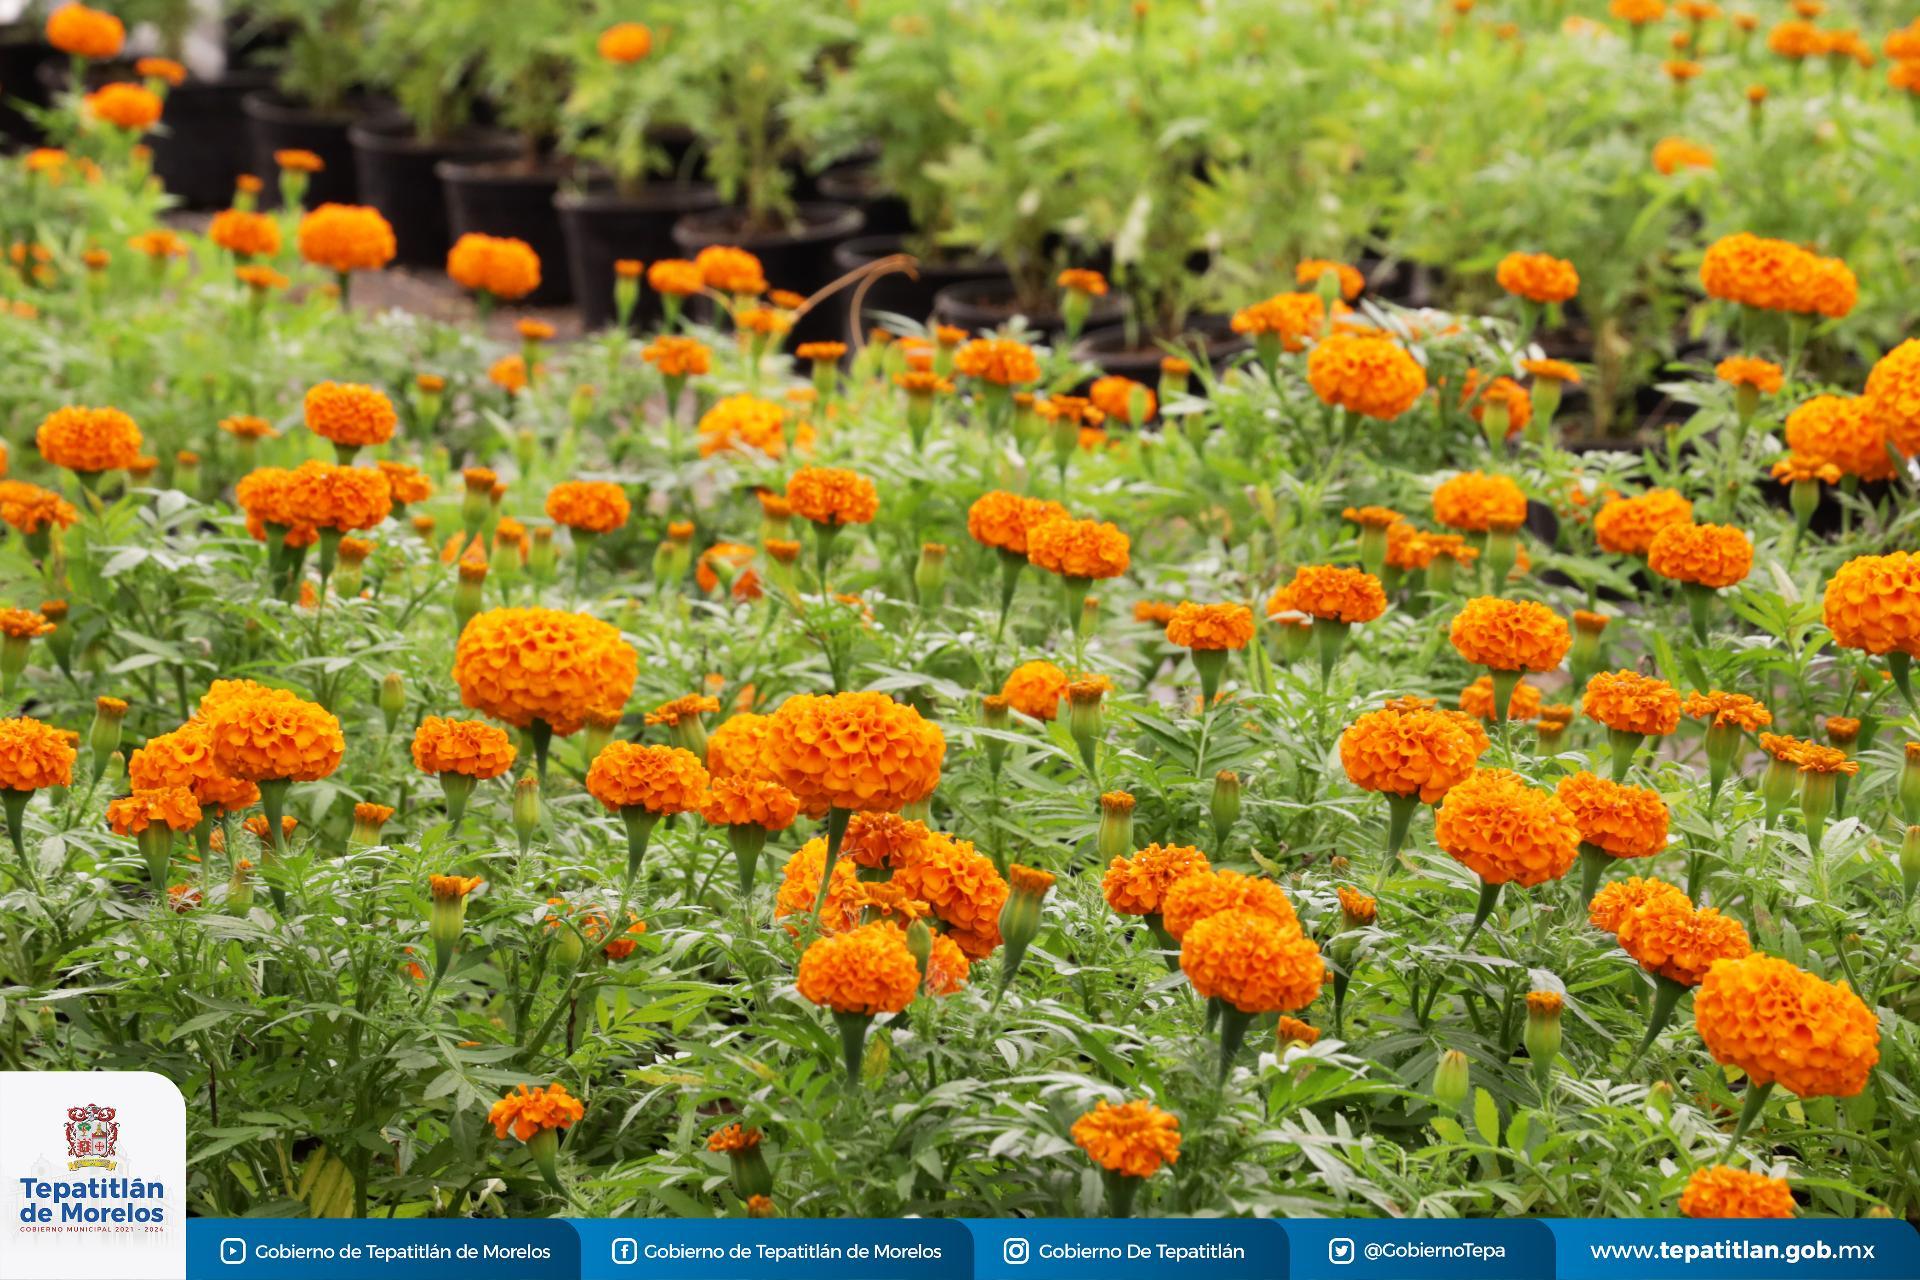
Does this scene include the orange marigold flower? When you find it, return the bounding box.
[412,716,517,780]
[204,688,344,782]
[1432,471,1527,533]
[705,712,772,778]
[221,415,276,441]
[1700,232,1854,316]
[1306,332,1427,420]
[597,21,653,62]
[1557,771,1669,859]
[1522,358,1582,384]
[1610,0,1666,23]
[0,717,77,791]
[796,921,921,1015]
[208,208,280,258]
[488,1082,584,1142]
[46,4,124,58]
[1793,742,1857,775]
[694,245,767,295]
[643,694,720,729]
[1434,768,1581,887]
[1593,489,1694,556]
[1683,690,1772,731]
[275,148,324,173]
[284,459,392,532]
[1181,907,1325,1013]
[36,405,142,474]
[697,394,796,457]
[1102,843,1211,916]
[1159,869,1298,941]
[234,468,315,546]
[1460,369,1532,437]
[1342,505,1401,529]
[643,335,713,379]
[1768,18,1828,56]
[1617,898,1751,986]
[1589,875,1690,933]
[1647,522,1753,589]
[1089,375,1155,424]
[544,480,630,534]
[1026,516,1130,580]
[1785,394,1892,481]
[0,608,52,640]
[701,775,799,830]
[447,233,540,300]
[786,466,878,526]
[128,229,187,259]
[1164,602,1255,650]
[1653,136,1716,174]
[1270,564,1387,624]
[695,543,761,600]
[1001,660,1068,720]
[375,461,432,506]
[1460,674,1542,722]
[1296,259,1365,300]
[85,83,161,132]
[1230,292,1326,350]
[1340,703,1484,802]
[304,381,396,450]
[106,785,201,835]
[761,691,943,813]
[586,741,709,814]
[128,721,259,813]
[774,837,864,933]
[647,258,704,296]
[1679,1166,1795,1219]
[953,338,1041,387]
[967,491,1068,556]
[1822,552,1920,656]
[794,341,847,363]
[1496,252,1579,303]
[1057,267,1108,295]
[891,830,1008,958]
[1071,1100,1181,1178]
[1582,670,1682,736]
[452,607,637,735]
[707,1123,759,1153]
[1865,339,1920,456]
[1694,952,1879,1098]
[297,204,396,273]
[1449,597,1571,673]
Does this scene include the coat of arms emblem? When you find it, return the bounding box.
[65,1103,119,1171]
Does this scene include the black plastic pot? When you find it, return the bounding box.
[243,91,367,207]
[349,115,517,266]
[1072,314,1247,381]
[439,157,572,306]
[815,162,909,237]
[148,70,274,209]
[555,181,722,331]
[0,29,55,146]
[935,277,1127,341]
[671,201,866,346]
[828,234,1006,336]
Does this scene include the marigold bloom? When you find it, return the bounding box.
[447,233,540,300]
[1160,869,1298,941]
[46,3,124,58]
[452,608,637,735]
[204,688,344,782]
[1618,899,1752,986]
[1610,0,1665,23]
[1449,597,1570,673]
[1557,771,1669,859]
[1027,516,1130,580]
[106,786,202,836]
[966,491,1069,557]
[598,21,652,61]
[1295,259,1365,300]
[1460,369,1532,437]
[786,467,878,526]
[209,208,280,259]
[1694,952,1879,1098]
[128,229,187,260]
[1164,602,1255,650]
[412,717,517,780]
[543,481,630,535]
[1593,489,1694,556]
[1582,671,1682,737]
[891,830,1008,958]
[796,921,921,1015]
[1496,252,1579,304]
[696,394,800,457]
[276,149,324,173]
[1768,18,1827,56]
[1306,332,1427,420]
[1071,1100,1181,1178]
[85,83,162,132]
[1679,1166,1795,1219]
[1102,843,1211,916]
[1683,691,1772,733]
[129,721,259,813]
[1793,742,1856,775]
[694,245,766,296]
[284,460,392,532]
[0,717,76,791]
[36,405,142,474]
[1865,339,1920,454]
[489,1083,584,1142]
[1700,233,1854,317]
[643,694,720,729]
[1230,292,1327,351]
[296,204,396,273]
[647,258,704,296]
[1589,875,1689,933]
[1000,661,1069,721]
[1340,703,1485,802]
[1181,908,1325,1014]
[0,608,51,641]
[705,713,771,779]
[1270,564,1387,624]
[761,691,943,813]
[1057,267,1109,296]
[1435,768,1580,887]
[304,382,396,451]
[700,776,799,830]
[1089,375,1155,425]
[1647,522,1753,589]
[952,338,1040,387]
[643,335,713,379]
[1653,137,1716,174]
[1432,471,1528,533]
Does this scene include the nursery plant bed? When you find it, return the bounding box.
[439,157,574,306]
[242,90,372,207]
[1074,315,1248,382]
[671,201,866,346]
[935,276,1127,341]
[828,234,1007,337]
[349,114,517,266]
[148,69,274,209]
[556,181,723,331]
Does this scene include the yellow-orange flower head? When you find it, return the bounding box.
[447,233,541,300]
[1432,471,1528,533]
[1694,952,1879,1098]
[545,481,631,534]
[1340,703,1486,802]
[1165,602,1255,650]
[1785,395,1892,482]
[1102,843,1211,916]
[1617,899,1752,986]
[106,786,202,836]
[697,395,797,457]
[36,405,142,474]
[1679,1167,1794,1219]
[1180,907,1325,1014]
[204,688,345,783]
[1071,1100,1181,1178]
[1822,553,1920,656]
[128,721,259,813]
[1434,768,1580,887]
[412,716,517,780]
[1716,356,1784,394]
[1306,333,1428,420]
[891,830,1009,958]
[706,712,771,779]
[1594,489,1694,555]
[1556,770,1669,858]
[304,382,396,450]
[1271,564,1387,624]
[597,21,653,62]
[695,245,767,296]
[1027,516,1130,580]
[0,482,79,535]
[796,921,921,1015]
[452,608,638,735]
[284,460,392,532]
[488,1083,584,1143]
[1589,874,1690,934]
[46,4,124,58]
[209,208,280,258]
[1582,670,1682,737]
[953,338,1040,387]
[85,83,161,132]
[0,717,77,791]
[1448,597,1571,673]
[967,491,1069,557]
[700,775,799,830]
[761,691,943,813]
[1001,661,1068,720]
[586,741,709,815]
[1230,292,1327,351]
[1700,233,1855,317]
[1160,869,1299,941]
[297,204,396,273]
[1647,522,1752,589]
[1496,252,1580,304]
[1865,339,1920,456]
[786,467,878,527]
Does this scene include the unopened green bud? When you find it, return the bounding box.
[1902,825,1920,901]
[378,672,405,733]
[1523,991,1563,1089]
[528,526,555,581]
[997,863,1055,993]
[1647,1079,1675,1120]
[1097,790,1135,862]
[914,543,947,607]
[1210,770,1241,849]
[512,772,541,855]
[88,695,127,761]
[1432,1048,1471,1112]
[981,695,1010,778]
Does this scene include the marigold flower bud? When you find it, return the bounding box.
[1432,1048,1471,1112]
[998,863,1055,995]
[378,672,405,734]
[1523,990,1563,1091]
[512,772,541,856]
[427,874,483,982]
[87,694,126,762]
[914,541,947,606]
[1209,770,1241,849]
[1097,790,1136,862]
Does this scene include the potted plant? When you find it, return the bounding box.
[435,0,577,303]
[0,4,57,148]
[348,0,516,265]
[554,10,718,329]
[236,0,373,206]
[663,0,866,343]
[113,0,273,209]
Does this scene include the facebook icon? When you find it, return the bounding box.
[612,1237,638,1265]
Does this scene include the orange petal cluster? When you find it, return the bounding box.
[447,233,541,300]
[585,742,709,814]
[1784,395,1891,481]
[545,481,631,534]
[1271,564,1387,624]
[786,466,879,527]
[129,721,259,813]
[1159,869,1299,941]
[700,776,799,830]
[1448,597,1571,673]
[1306,333,1428,420]
[452,608,637,735]
[1026,516,1130,580]
[1693,952,1880,1098]
[1180,907,1325,1013]
[412,716,517,780]
[1102,843,1211,916]
[36,405,142,474]
[1339,702,1485,802]
[1589,875,1690,934]
[304,382,396,450]
[204,687,345,783]
[1647,522,1753,589]
[1679,1166,1795,1219]
[488,1082,584,1142]
[1432,471,1528,533]
[1434,768,1580,887]
[1556,771,1669,858]
[296,204,396,273]
[106,786,202,835]
[1594,489,1694,555]
[1496,251,1580,303]
[1164,602,1255,650]
[1581,670,1682,736]
[1822,552,1920,655]
[1700,232,1856,318]
[1617,898,1752,986]
[1070,1100,1182,1178]
[796,921,922,1015]
[761,691,944,813]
